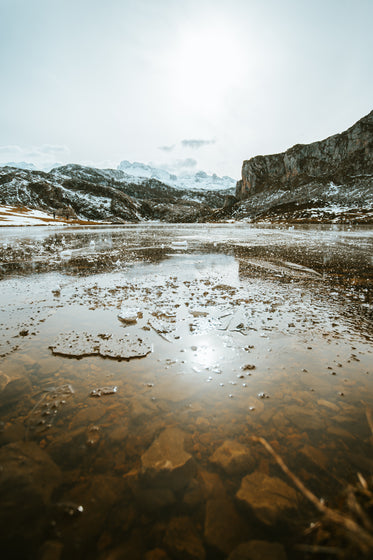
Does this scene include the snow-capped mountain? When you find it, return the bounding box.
[0,163,231,224]
[0,161,63,173]
[117,160,236,191]
[1,161,38,171]
[1,159,237,193]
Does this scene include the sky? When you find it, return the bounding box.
[0,0,372,179]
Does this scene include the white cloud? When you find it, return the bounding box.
[158,144,175,152]
[0,144,70,169]
[177,158,197,168]
[181,139,216,149]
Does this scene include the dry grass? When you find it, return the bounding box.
[0,205,108,226]
[251,410,373,557]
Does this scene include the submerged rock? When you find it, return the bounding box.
[164,516,205,560]
[141,428,195,491]
[210,440,255,475]
[145,549,171,560]
[236,472,299,525]
[0,373,32,410]
[133,486,176,512]
[49,331,152,360]
[38,540,64,560]
[0,442,61,547]
[204,497,249,555]
[228,540,287,560]
[51,474,128,554]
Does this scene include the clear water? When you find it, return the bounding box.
[0,223,372,559]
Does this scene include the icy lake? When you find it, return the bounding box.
[0,223,372,559]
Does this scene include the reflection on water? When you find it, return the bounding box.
[0,224,372,559]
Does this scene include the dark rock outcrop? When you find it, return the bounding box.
[236,111,373,200]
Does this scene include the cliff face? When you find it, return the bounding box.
[236,111,373,200]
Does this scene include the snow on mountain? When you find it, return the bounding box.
[117,160,236,191]
[1,162,38,171]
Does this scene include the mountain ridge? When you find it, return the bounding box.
[232,111,373,223]
[1,112,372,225]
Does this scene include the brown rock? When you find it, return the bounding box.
[0,374,32,409]
[141,428,196,490]
[145,549,171,560]
[284,405,325,431]
[228,540,287,560]
[210,440,255,475]
[198,469,227,500]
[133,486,176,512]
[38,540,63,560]
[236,472,299,525]
[164,516,205,560]
[54,475,128,552]
[204,498,249,555]
[300,445,329,470]
[0,442,61,546]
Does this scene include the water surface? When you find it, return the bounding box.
[0,223,372,559]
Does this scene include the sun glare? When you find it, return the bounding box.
[168,21,245,115]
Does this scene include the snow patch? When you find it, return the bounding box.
[117,160,236,191]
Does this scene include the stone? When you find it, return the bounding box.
[300,445,329,470]
[228,540,287,560]
[0,374,32,410]
[317,399,339,412]
[141,428,196,491]
[73,404,106,424]
[38,540,63,560]
[284,405,325,431]
[0,441,61,547]
[183,478,203,508]
[164,516,205,560]
[236,472,299,525]
[52,475,127,553]
[204,498,249,555]
[197,469,227,500]
[145,549,171,560]
[210,440,255,475]
[133,486,176,512]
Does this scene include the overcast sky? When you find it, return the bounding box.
[0,0,372,178]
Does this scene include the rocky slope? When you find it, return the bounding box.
[234,111,373,223]
[0,164,233,224]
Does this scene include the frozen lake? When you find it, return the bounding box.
[0,223,372,559]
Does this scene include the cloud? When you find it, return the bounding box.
[176,158,197,168]
[158,144,175,152]
[0,144,70,168]
[181,139,216,149]
[153,158,198,174]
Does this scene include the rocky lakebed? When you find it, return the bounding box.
[0,223,372,559]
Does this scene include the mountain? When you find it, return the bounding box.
[1,113,371,225]
[117,160,236,191]
[1,161,38,171]
[233,111,373,223]
[0,164,231,224]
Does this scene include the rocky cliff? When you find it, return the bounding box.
[236,111,373,200]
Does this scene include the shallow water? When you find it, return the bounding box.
[0,223,372,559]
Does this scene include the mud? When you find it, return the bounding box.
[0,223,372,559]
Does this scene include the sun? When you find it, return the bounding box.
[167,20,245,116]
